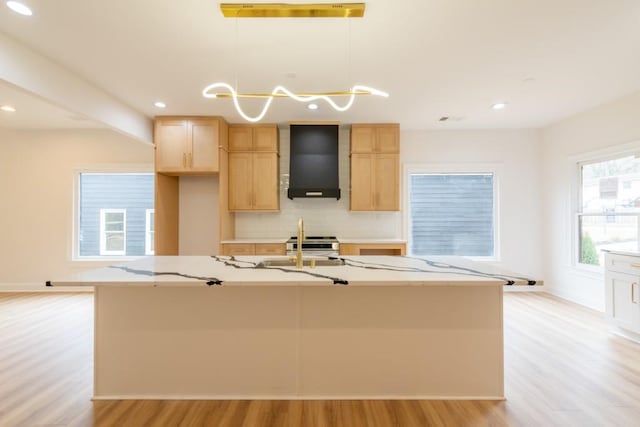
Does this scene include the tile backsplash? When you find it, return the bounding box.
[234,127,402,239]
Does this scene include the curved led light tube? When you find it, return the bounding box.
[202,82,389,123]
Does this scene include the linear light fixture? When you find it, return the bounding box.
[220,3,365,18]
[207,2,385,122]
[202,83,388,123]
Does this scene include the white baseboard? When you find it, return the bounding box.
[503,285,544,292]
[0,283,93,292]
[93,394,506,401]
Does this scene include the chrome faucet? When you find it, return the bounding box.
[296,217,304,269]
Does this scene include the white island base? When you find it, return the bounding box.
[94,284,503,400]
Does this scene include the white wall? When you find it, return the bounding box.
[541,91,640,310]
[0,129,153,286]
[179,176,219,255]
[402,129,543,278]
[0,124,545,290]
[236,127,543,278]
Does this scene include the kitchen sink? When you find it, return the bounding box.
[258,257,345,268]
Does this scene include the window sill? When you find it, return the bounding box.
[71,256,149,263]
[570,263,604,279]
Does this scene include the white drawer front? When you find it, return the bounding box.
[605,253,640,275]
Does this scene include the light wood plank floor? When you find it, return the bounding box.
[0,292,639,426]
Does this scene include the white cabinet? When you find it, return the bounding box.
[604,252,640,337]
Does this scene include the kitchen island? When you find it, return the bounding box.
[51,255,539,400]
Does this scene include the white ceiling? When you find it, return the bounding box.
[1,0,639,131]
[0,81,102,129]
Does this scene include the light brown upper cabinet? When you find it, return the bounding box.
[155,117,222,174]
[228,125,279,211]
[350,124,400,211]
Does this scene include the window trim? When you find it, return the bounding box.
[403,163,501,261]
[72,165,154,262]
[145,208,155,256]
[570,140,640,273]
[99,208,127,256]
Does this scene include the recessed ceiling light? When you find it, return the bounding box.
[492,102,507,110]
[1,105,16,112]
[154,101,167,108]
[307,103,318,110]
[6,1,33,16]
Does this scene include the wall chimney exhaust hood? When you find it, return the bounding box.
[287,124,341,199]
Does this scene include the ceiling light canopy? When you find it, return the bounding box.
[220,2,365,18]
[154,101,167,108]
[1,105,17,112]
[492,102,507,110]
[6,1,32,16]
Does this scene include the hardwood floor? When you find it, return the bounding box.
[0,292,639,426]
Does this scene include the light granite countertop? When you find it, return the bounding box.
[220,239,288,244]
[220,238,407,244]
[602,249,640,257]
[337,238,407,244]
[50,255,541,288]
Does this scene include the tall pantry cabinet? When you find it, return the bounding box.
[154,117,234,255]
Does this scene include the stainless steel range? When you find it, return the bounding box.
[285,236,340,257]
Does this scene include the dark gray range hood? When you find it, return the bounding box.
[287,124,341,199]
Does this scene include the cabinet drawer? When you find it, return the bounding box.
[605,253,640,275]
[222,243,255,256]
[339,243,406,256]
[255,243,286,255]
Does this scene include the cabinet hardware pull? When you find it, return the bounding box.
[188,153,193,167]
[633,283,639,304]
[631,263,640,268]
[183,153,186,168]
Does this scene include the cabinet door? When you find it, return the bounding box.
[229,127,253,151]
[607,271,640,333]
[338,244,360,255]
[255,243,286,255]
[253,152,279,210]
[350,154,373,210]
[189,119,219,172]
[375,126,399,153]
[253,126,278,152]
[222,243,255,256]
[351,126,375,153]
[228,152,253,210]
[155,120,188,172]
[374,154,399,211]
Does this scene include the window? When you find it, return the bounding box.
[77,173,154,258]
[408,172,496,258]
[578,155,640,267]
[145,209,155,255]
[100,209,126,255]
